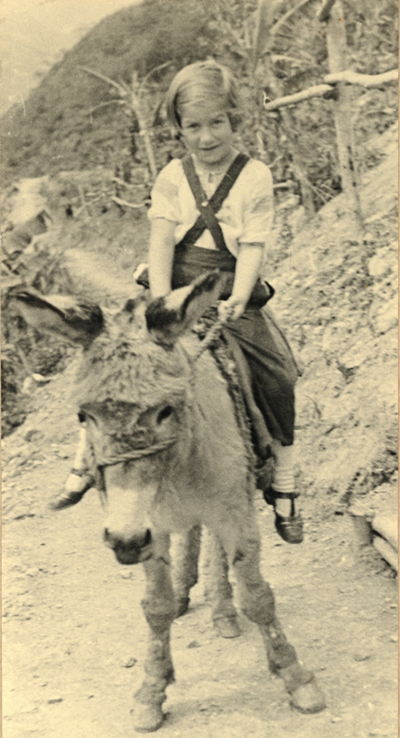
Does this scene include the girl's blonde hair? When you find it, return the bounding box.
[166,60,243,132]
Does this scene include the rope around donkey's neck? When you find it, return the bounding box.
[192,305,235,362]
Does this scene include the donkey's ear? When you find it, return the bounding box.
[145,270,222,346]
[13,290,103,347]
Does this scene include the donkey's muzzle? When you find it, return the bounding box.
[103,527,152,565]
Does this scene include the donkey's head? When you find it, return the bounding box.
[14,272,222,564]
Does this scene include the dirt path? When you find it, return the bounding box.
[2,367,398,738]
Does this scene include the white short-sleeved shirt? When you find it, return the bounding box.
[148,156,274,258]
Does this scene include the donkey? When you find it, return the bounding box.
[15,271,325,732]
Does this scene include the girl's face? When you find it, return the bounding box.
[179,99,235,170]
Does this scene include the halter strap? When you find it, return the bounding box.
[96,437,178,468]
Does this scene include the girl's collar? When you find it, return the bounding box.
[190,149,239,183]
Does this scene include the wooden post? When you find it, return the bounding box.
[322,1,363,231]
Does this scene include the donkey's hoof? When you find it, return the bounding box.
[175,596,190,618]
[289,681,326,714]
[134,704,164,733]
[214,616,241,639]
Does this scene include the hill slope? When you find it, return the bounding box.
[0,0,142,116]
[2,0,397,206]
[1,0,216,179]
[272,125,398,513]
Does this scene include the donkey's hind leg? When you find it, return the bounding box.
[172,526,202,617]
[203,529,240,638]
[231,532,326,714]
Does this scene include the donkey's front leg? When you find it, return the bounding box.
[134,538,176,733]
[232,533,326,714]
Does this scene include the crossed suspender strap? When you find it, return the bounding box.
[177,153,249,252]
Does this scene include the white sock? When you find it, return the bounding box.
[72,425,89,473]
[271,440,294,494]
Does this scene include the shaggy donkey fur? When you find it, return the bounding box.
[14,272,325,733]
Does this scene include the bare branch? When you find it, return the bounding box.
[88,100,124,115]
[271,53,311,65]
[112,177,140,189]
[317,0,337,23]
[2,275,25,290]
[271,0,315,36]
[263,84,335,110]
[140,61,173,90]
[263,67,398,110]
[325,68,398,87]
[111,196,150,209]
[81,66,128,97]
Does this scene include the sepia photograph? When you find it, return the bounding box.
[1,1,398,737]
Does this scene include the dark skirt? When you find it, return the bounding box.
[173,245,299,449]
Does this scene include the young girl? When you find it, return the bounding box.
[146,60,302,544]
[59,60,303,544]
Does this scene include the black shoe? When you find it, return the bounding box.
[263,488,304,544]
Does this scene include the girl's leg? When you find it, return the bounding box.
[50,422,94,510]
[266,439,303,544]
[223,309,302,542]
[271,440,294,515]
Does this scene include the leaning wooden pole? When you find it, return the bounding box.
[254,0,315,213]
[321,0,363,231]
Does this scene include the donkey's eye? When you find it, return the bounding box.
[79,408,98,426]
[156,405,174,424]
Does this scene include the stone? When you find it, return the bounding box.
[374,297,398,334]
[287,206,306,235]
[33,373,51,384]
[368,248,393,278]
[338,327,374,368]
[122,657,137,668]
[353,652,371,662]
[22,377,34,395]
[373,537,398,572]
[372,515,398,551]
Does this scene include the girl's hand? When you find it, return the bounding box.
[218,296,246,323]
[219,243,264,323]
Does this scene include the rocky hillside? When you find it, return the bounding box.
[1,0,217,180]
[271,124,398,517]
